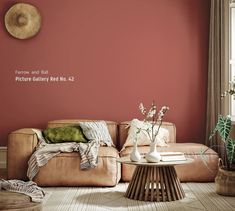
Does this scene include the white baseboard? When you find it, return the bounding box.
[0,147,7,169]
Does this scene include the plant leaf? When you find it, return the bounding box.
[209,115,231,142]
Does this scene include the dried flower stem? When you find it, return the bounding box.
[139,101,169,143]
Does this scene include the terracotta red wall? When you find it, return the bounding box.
[0,0,210,146]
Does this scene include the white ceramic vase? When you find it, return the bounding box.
[130,141,141,162]
[145,142,161,163]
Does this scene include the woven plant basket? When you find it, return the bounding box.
[215,159,235,196]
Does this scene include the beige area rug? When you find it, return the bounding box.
[43,183,235,211]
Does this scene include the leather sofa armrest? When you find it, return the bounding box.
[7,128,39,180]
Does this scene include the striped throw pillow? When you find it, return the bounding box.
[79,121,113,146]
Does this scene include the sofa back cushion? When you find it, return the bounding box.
[118,121,176,150]
[47,119,118,146]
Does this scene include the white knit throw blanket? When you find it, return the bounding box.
[27,129,99,181]
[0,179,45,202]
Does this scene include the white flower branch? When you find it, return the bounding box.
[138,101,169,143]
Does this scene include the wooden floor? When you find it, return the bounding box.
[1,169,235,211]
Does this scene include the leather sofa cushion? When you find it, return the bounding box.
[34,146,121,186]
[120,143,216,155]
[8,129,38,180]
[120,143,218,182]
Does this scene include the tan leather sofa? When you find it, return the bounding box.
[119,121,219,182]
[7,120,121,187]
[7,120,219,186]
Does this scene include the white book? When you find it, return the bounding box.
[160,152,184,156]
[160,152,186,162]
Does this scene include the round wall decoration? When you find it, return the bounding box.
[4,3,42,39]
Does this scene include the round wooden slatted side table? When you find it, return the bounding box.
[117,157,194,202]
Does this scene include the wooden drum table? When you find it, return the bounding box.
[117,157,193,202]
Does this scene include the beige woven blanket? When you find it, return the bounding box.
[0,179,45,202]
[27,129,99,181]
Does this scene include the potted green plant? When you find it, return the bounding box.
[208,80,235,196]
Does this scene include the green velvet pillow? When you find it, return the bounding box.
[43,126,88,144]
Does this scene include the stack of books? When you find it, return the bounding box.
[160,152,186,162]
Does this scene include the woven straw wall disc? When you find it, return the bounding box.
[4,3,41,39]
